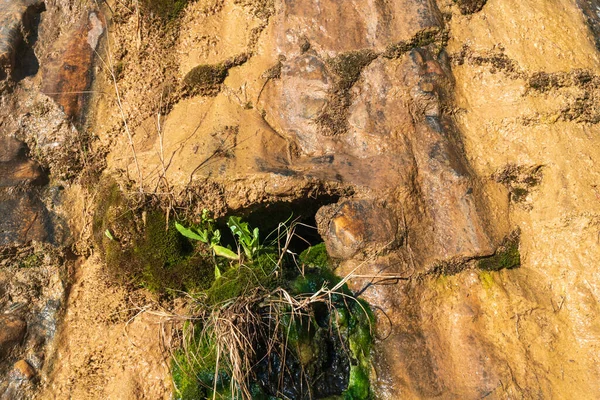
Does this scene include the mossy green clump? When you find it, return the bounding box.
[18,252,41,269]
[182,64,229,97]
[299,242,331,269]
[478,232,521,271]
[92,179,214,295]
[205,253,279,305]
[141,0,189,22]
[172,323,233,399]
[172,239,375,399]
[136,212,215,295]
[345,299,375,400]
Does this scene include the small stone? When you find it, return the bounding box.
[419,81,435,92]
[0,315,27,357]
[317,200,399,259]
[13,359,35,380]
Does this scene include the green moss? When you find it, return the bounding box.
[182,64,228,97]
[172,322,236,400]
[479,271,495,290]
[345,367,370,400]
[478,233,520,271]
[92,178,140,283]
[136,212,215,295]
[206,253,279,305]
[299,242,331,269]
[93,179,214,294]
[141,0,189,22]
[171,241,374,398]
[18,253,41,269]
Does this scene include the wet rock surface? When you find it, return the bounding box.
[0,315,27,358]
[87,0,600,397]
[0,137,53,246]
[1,0,600,398]
[41,11,103,121]
[0,0,100,397]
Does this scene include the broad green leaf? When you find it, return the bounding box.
[214,265,222,280]
[228,216,251,242]
[175,222,205,242]
[212,245,238,260]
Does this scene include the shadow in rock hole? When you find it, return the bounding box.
[12,2,46,81]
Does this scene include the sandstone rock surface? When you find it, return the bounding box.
[2,0,598,398]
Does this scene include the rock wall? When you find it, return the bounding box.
[1,0,600,398]
[92,0,600,398]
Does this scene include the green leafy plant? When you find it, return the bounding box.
[169,214,375,399]
[227,216,260,260]
[176,210,237,279]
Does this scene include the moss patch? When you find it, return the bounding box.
[382,27,442,59]
[141,0,189,22]
[478,231,520,271]
[182,54,249,97]
[317,50,377,137]
[452,0,487,14]
[92,178,214,295]
[172,242,375,399]
[136,212,214,295]
[182,64,228,97]
[479,271,495,290]
[298,242,332,269]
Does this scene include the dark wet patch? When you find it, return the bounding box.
[226,193,341,255]
[255,157,297,176]
[452,0,487,15]
[0,190,54,246]
[0,0,45,83]
[576,0,600,51]
[11,2,45,81]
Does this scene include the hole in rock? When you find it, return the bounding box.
[12,2,46,81]
[218,193,340,254]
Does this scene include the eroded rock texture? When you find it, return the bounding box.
[6,0,600,398]
[0,0,104,397]
[89,0,600,397]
